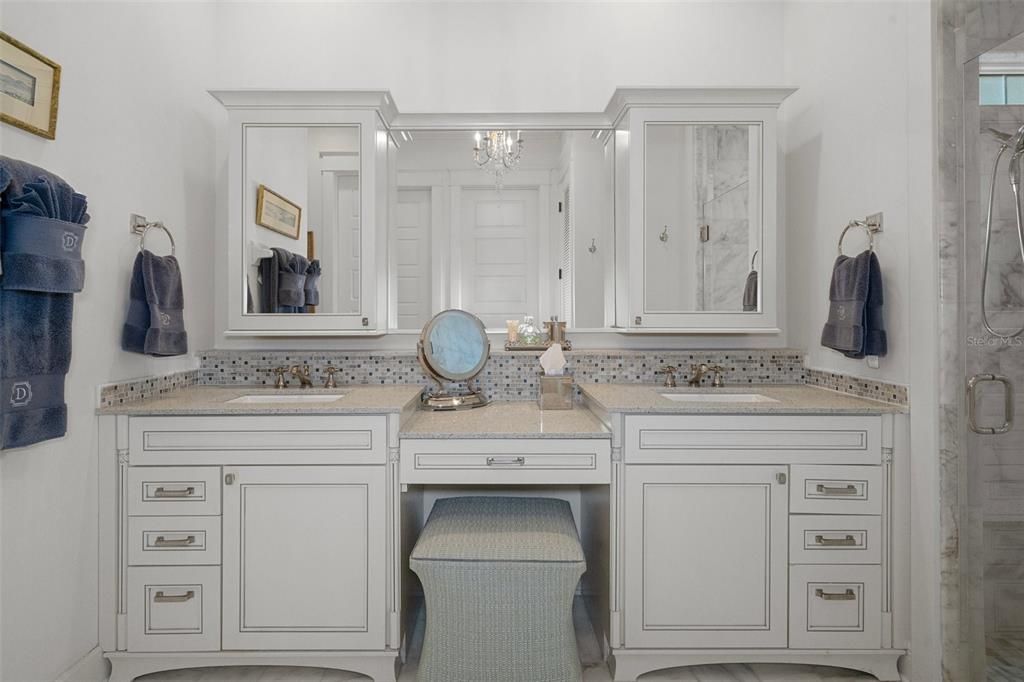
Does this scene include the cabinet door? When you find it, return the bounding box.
[624,465,788,648]
[222,465,386,650]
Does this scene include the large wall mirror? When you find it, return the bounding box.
[389,129,615,332]
[244,125,362,317]
[644,122,763,314]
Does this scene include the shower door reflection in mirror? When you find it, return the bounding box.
[244,125,361,316]
[644,122,762,313]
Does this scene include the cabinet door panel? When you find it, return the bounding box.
[223,465,385,650]
[625,465,788,648]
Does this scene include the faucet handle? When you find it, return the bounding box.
[708,364,726,387]
[323,366,338,389]
[272,366,288,389]
[657,365,678,387]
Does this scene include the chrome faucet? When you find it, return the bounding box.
[689,363,726,387]
[657,365,679,388]
[290,364,314,388]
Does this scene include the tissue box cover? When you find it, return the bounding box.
[538,374,573,410]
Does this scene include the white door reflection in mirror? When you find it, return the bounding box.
[644,123,761,313]
[390,130,612,332]
[394,189,432,330]
[457,188,540,330]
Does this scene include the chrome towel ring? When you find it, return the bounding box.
[139,221,176,257]
[837,213,883,256]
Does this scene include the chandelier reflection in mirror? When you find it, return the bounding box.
[473,130,524,186]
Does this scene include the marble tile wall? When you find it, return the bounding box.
[935,2,1024,680]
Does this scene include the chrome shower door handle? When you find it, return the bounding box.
[967,373,1014,434]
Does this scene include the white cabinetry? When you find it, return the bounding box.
[222,465,386,650]
[100,415,400,682]
[612,412,903,682]
[624,465,787,648]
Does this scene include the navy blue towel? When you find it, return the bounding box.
[821,250,887,359]
[122,250,188,356]
[0,156,89,450]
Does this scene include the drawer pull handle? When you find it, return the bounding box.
[815,534,858,547]
[153,590,195,603]
[486,456,525,466]
[153,535,196,547]
[815,588,856,601]
[153,486,196,498]
[815,483,858,496]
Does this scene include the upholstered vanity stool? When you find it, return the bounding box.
[410,496,586,682]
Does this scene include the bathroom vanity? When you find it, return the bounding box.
[96,383,906,682]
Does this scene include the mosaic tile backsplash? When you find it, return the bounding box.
[197,348,808,399]
[805,368,908,406]
[98,369,199,409]
[99,350,910,408]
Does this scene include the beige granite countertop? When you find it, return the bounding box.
[400,401,610,439]
[97,385,423,416]
[580,383,905,415]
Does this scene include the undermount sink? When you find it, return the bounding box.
[660,392,778,404]
[226,393,345,404]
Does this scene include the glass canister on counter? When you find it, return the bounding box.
[517,315,543,345]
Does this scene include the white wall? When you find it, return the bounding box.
[212,2,786,112]
[0,3,221,680]
[781,2,936,678]
[781,0,924,386]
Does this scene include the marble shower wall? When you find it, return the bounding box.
[935,2,1024,680]
[695,125,754,311]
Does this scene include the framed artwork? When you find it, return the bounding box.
[0,32,60,140]
[256,184,302,239]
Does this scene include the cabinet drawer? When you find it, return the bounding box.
[790,465,883,515]
[127,566,220,652]
[789,564,881,649]
[789,515,881,564]
[128,467,221,516]
[400,439,611,484]
[624,415,881,465]
[128,516,221,566]
[129,415,386,466]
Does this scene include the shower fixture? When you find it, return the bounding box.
[980,123,1024,338]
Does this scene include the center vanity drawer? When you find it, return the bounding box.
[127,565,220,652]
[789,515,882,564]
[790,465,883,515]
[128,516,221,566]
[400,438,611,484]
[128,467,221,516]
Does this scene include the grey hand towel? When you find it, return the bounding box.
[820,250,887,358]
[259,248,308,313]
[276,248,308,309]
[122,250,188,356]
[0,157,89,450]
[742,269,758,311]
[304,259,321,309]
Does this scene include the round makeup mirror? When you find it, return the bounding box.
[417,309,490,410]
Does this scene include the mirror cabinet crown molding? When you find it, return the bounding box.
[211,87,795,339]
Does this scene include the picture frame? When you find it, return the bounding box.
[0,32,60,140]
[255,184,302,239]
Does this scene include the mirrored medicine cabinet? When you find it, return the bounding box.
[212,88,794,338]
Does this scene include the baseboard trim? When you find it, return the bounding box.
[55,646,109,682]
